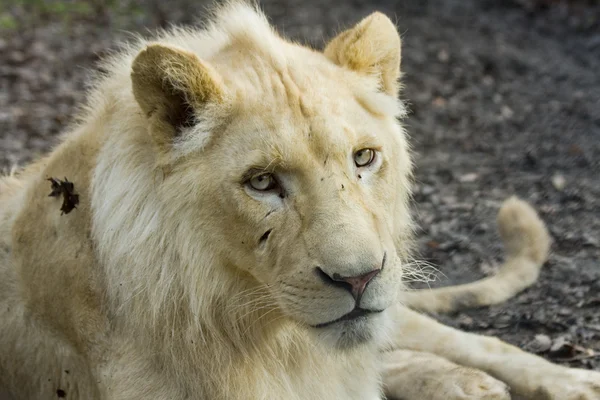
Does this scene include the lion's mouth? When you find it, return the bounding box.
[312,307,384,329]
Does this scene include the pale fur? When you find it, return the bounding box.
[1,3,599,400]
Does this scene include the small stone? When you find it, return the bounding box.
[8,50,25,64]
[437,49,449,63]
[459,173,479,183]
[557,308,572,316]
[501,105,514,119]
[457,314,474,329]
[475,222,489,233]
[551,173,566,191]
[539,204,557,214]
[529,334,552,353]
[482,75,494,86]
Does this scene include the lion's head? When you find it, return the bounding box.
[95,3,412,351]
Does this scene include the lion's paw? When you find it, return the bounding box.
[385,364,511,400]
[441,367,511,400]
[382,351,511,400]
[528,368,600,400]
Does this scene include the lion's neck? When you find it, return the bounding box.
[162,316,382,399]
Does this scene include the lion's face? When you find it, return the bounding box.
[211,70,408,348]
[131,11,410,349]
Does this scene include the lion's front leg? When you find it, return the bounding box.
[381,349,510,400]
[390,305,600,400]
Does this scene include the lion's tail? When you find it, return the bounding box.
[402,196,551,314]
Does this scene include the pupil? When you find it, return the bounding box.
[358,150,369,163]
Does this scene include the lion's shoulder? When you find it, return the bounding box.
[7,131,107,345]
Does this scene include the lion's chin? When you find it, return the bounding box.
[310,310,390,350]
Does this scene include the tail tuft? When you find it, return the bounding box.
[497,196,551,265]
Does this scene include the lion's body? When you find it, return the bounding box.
[1,3,599,400]
[0,5,386,399]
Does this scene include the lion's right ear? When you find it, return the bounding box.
[131,44,224,149]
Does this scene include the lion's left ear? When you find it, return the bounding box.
[324,12,401,96]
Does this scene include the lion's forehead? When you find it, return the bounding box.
[207,42,402,175]
[216,43,377,118]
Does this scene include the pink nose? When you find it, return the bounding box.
[331,268,381,302]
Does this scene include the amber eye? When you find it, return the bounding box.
[354,149,375,167]
[249,173,278,191]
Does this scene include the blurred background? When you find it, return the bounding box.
[1,0,599,372]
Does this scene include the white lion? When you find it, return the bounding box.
[0,2,598,399]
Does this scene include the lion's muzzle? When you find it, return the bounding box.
[315,251,386,303]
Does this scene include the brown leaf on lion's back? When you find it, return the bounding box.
[47,177,79,215]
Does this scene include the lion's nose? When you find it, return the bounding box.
[317,266,381,303]
[333,269,381,301]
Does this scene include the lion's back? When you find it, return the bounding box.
[0,133,107,399]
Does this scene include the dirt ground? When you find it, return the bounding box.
[1,0,599,376]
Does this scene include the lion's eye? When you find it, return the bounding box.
[249,173,277,191]
[354,148,375,167]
